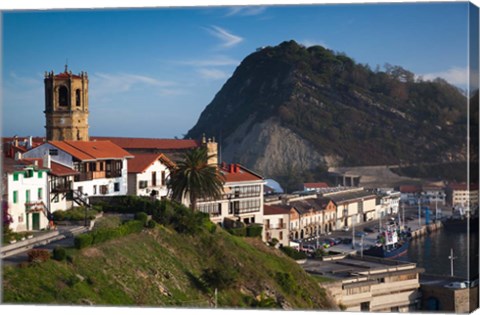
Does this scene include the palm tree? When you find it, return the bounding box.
[168,147,225,211]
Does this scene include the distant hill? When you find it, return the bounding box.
[186,40,468,189]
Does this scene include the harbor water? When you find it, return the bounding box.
[398,227,479,279]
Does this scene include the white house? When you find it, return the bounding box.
[23,140,133,201]
[376,189,401,218]
[196,163,265,227]
[421,185,446,206]
[127,153,174,199]
[3,156,49,232]
[263,204,290,247]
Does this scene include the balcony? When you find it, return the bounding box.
[106,169,122,178]
[51,181,73,193]
[74,172,93,182]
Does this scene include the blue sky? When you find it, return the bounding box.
[1,1,475,139]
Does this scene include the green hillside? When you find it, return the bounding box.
[2,220,336,309]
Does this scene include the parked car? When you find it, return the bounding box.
[342,226,350,232]
[363,227,375,233]
[342,238,352,244]
[354,231,367,238]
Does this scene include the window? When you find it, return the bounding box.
[139,181,148,189]
[13,173,19,181]
[114,183,120,192]
[25,169,34,178]
[25,190,30,203]
[279,231,283,240]
[100,185,108,195]
[152,172,157,186]
[49,149,58,156]
[38,171,43,179]
[78,186,83,194]
[52,194,59,203]
[59,86,68,106]
[93,185,97,195]
[13,191,18,203]
[161,171,166,186]
[38,188,43,200]
[76,89,81,106]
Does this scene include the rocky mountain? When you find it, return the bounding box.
[186,40,468,188]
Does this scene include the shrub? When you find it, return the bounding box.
[74,233,93,249]
[201,267,238,290]
[27,249,51,263]
[203,220,217,234]
[280,246,307,260]
[268,238,279,247]
[52,247,66,261]
[146,220,156,229]
[227,226,247,237]
[246,224,263,238]
[134,212,149,225]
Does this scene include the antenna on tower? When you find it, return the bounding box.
[65,58,68,72]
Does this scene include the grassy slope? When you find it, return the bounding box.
[2,225,336,310]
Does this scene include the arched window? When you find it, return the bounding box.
[59,86,68,107]
[76,89,81,106]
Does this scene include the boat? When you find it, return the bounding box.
[362,227,409,259]
[442,205,479,233]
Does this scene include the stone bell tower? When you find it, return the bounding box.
[44,65,89,141]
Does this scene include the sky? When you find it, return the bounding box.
[1,0,477,139]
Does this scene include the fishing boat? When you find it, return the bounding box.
[363,226,409,259]
[443,205,479,233]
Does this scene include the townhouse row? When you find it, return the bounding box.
[262,187,401,247]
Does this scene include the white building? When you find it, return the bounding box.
[421,186,446,206]
[376,189,401,218]
[23,140,132,201]
[3,156,49,232]
[127,153,174,199]
[263,204,290,247]
[197,163,265,227]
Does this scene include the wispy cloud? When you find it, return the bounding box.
[226,6,267,17]
[207,25,243,48]
[177,55,239,67]
[197,68,229,80]
[420,67,469,86]
[92,72,174,92]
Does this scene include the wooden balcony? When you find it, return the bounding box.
[51,181,73,193]
[266,223,287,230]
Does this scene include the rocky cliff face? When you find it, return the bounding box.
[186,40,468,187]
[221,117,341,179]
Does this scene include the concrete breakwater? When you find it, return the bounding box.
[409,221,443,239]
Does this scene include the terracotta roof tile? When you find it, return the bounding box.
[90,136,200,150]
[128,153,175,174]
[50,161,79,176]
[264,204,291,215]
[220,163,263,183]
[49,140,133,161]
[399,185,422,193]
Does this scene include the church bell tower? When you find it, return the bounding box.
[44,65,89,141]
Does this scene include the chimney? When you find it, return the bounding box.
[13,135,18,147]
[235,164,240,173]
[222,161,226,170]
[27,136,33,149]
[43,153,51,169]
[14,152,22,161]
[229,164,234,173]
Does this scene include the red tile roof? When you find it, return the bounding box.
[399,185,422,193]
[220,163,263,183]
[49,140,133,161]
[448,183,479,191]
[128,153,175,174]
[264,204,291,216]
[54,72,81,79]
[304,182,329,189]
[90,136,200,150]
[50,161,79,176]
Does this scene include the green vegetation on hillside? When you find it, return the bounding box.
[186,40,467,171]
[3,200,336,310]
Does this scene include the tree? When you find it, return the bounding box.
[168,147,225,211]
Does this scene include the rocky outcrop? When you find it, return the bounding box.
[222,117,341,178]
